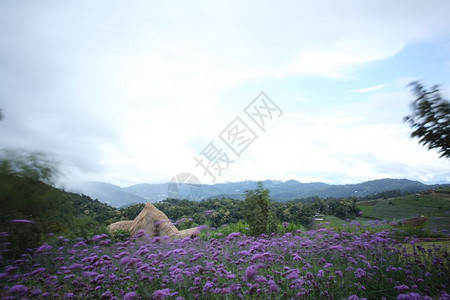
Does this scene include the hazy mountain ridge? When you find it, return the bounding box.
[67,181,148,207]
[67,178,449,207]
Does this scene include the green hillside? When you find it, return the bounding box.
[358,188,450,233]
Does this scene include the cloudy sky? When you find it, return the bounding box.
[1,0,450,187]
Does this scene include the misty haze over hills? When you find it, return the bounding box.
[66,178,448,208]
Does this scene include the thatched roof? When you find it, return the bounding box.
[107,202,199,239]
[178,227,200,238]
[107,220,133,233]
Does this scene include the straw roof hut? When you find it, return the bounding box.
[106,220,133,233]
[108,202,199,239]
[178,227,200,238]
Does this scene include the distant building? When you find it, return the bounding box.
[314,213,324,221]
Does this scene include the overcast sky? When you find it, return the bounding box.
[1,0,450,187]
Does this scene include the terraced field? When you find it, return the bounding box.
[358,189,450,234]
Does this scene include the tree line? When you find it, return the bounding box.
[0,150,363,258]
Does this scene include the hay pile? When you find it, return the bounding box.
[106,220,133,233]
[107,202,199,239]
[179,227,200,238]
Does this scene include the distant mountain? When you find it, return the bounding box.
[122,183,169,202]
[67,181,148,208]
[197,178,440,201]
[68,178,448,206]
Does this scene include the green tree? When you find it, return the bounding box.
[404,81,450,158]
[288,202,314,227]
[210,208,231,228]
[0,150,70,257]
[244,182,277,235]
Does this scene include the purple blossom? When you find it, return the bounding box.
[123,291,137,300]
[214,287,231,294]
[35,243,53,253]
[227,232,241,240]
[202,281,214,292]
[9,219,34,224]
[68,263,83,270]
[335,270,343,277]
[99,239,111,246]
[193,277,201,285]
[348,257,357,265]
[152,288,175,299]
[250,253,265,262]
[8,284,28,295]
[101,291,114,298]
[396,292,423,300]
[347,295,367,300]
[30,288,42,297]
[268,280,280,293]
[355,268,366,278]
[31,267,46,276]
[154,220,168,226]
[91,233,108,242]
[244,265,258,281]
[285,268,301,280]
[395,285,410,292]
[196,225,209,231]
[0,221,447,299]
[120,256,140,266]
[82,271,99,277]
[292,253,302,261]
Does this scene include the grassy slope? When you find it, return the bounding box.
[358,190,450,234]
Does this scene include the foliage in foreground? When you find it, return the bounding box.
[0,227,448,299]
[404,81,450,159]
[0,150,119,258]
[200,221,306,240]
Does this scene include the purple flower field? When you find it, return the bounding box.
[1,229,449,299]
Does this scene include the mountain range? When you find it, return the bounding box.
[66,178,448,208]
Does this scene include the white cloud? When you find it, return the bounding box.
[1,1,450,186]
[351,84,387,93]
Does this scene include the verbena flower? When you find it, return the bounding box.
[68,263,83,270]
[91,233,108,242]
[202,281,215,292]
[355,268,366,279]
[244,265,258,281]
[31,267,46,276]
[347,295,367,300]
[123,291,137,300]
[8,284,28,295]
[9,219,34,224]
[152,288,174,299]
[35,243,53,253]
[394,284,410,292]
[396,292,425,300]
[268,280,280,293]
